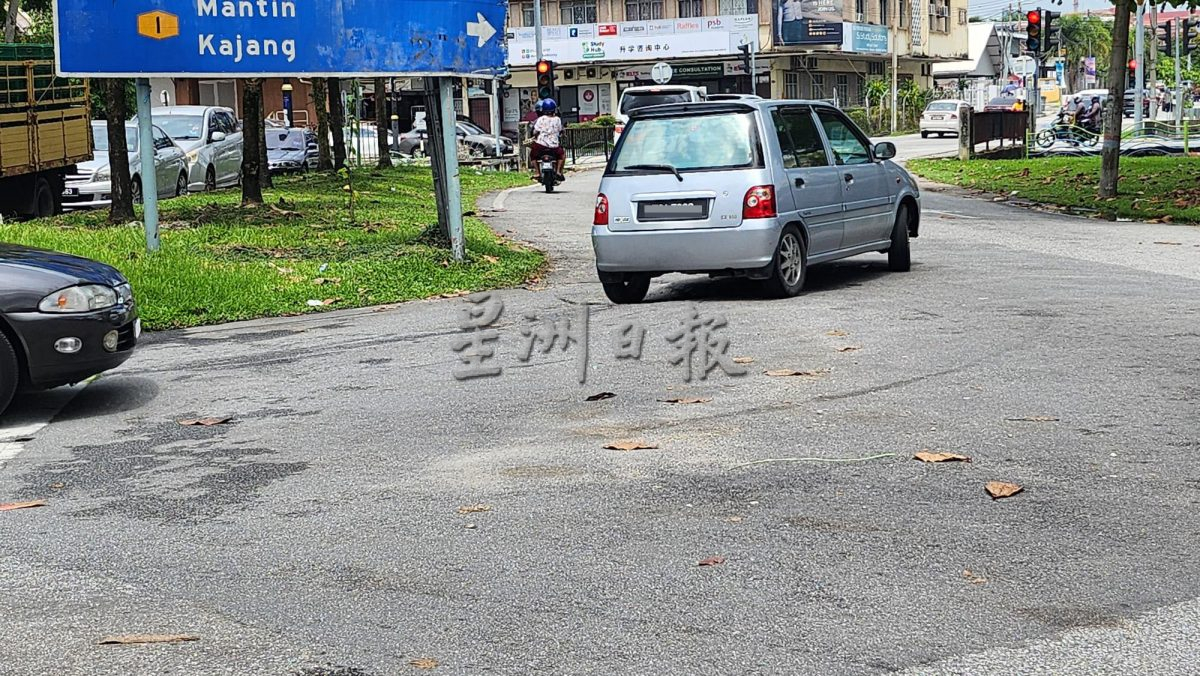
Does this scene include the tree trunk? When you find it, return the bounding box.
[241,79,264,205]
[374,77,393,169]
[1099,0,1132,199]
[104,79,135,223]
[328,77,347,169]
[312,77,333,170]
[3,0,20,42]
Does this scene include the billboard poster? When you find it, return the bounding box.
[1083,57,1097,86]
[776,0,844,46]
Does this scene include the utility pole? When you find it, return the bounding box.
[1149,1,1158,120]
[534,0,543,62]
[1175,18,1184,125]
[1135,0,1145,126]
[890,0,898,133]
[135,78,160,252]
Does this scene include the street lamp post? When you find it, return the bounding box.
[281,80,294,128]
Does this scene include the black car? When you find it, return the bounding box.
[1123,90,1151,118]
[266,128,318,173]
[0,245,139,415]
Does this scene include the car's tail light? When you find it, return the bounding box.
[614,124,625,137]
[949,114,958,119]
[742,185,776,219]
[594,193,609,226]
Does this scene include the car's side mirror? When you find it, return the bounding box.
[210,131,227,142]
[307,142,318,150]
[873,142,897,161]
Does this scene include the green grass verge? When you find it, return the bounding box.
[908,156,1200,224]
[0,167,544,330]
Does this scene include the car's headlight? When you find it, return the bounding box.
[94,166,110,181]
[38,284,119,313]
[185,149,201,164]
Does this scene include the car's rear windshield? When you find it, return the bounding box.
[987,97,1013,106]
[619,91,693,115]
[611,112,760,173]
[92,125,137,153]
[926,101,958,112]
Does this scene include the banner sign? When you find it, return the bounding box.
[777,0,844,46]
[508,14,758,66]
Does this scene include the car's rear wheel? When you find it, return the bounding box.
[131,177,143,204]
[888,204,912,272]
[0,331,18,417]
[176,171,188,196]
[921,131,929,138]
[762,225,807,298]
[602,274,650,304]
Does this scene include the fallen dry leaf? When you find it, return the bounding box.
[732,357,755,364]
[659,397,712,405]
[177,417,232,427]
[698,556,726,566]
[1005,416,1060,422]
[826,329,849,337]
[482,255,500,264]
[312,277,342,285]
[764,369,828,378]
[98,634,200,645]
[1018,167,1031,178]
[0,500,47,511]
[913,451,971,463]
[962,569,988,584]
[320,298,340,306]
[456,504,492,514]
[603,439,659,451]
[985,481,1024,500]
[585,392,616,402]
[836,346,861,353]
[410,658,439,669]
[725,516,744,523]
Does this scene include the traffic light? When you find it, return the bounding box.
[1157,20,1174,55]
[1183,18,1199,55]
[738,43,752,75]
[1026,9,1041,54]
[1042,10,1061,55]
[536,60,555,100]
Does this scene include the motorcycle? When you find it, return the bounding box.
[1035,111,1099,149]
[539,152,558,193]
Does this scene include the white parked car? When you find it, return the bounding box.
[919,99,969,138]
[63,121,189,208]
[614,85,707,141]
[153,105,243,192]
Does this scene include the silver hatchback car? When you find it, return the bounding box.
[591,100,920,303]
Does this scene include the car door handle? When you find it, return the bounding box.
[843,173,854,184]
[794,177,805,188]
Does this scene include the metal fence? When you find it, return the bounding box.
[518,123,614,168]
[972,111,1028,150]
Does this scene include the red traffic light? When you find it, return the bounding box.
[536,60,551,74]
[1128,59,1137,70]
[1027,10,1040,24]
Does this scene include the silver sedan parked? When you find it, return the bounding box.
[591,100,921,303]
[63,122,189,209]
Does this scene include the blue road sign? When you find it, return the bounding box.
[53,0,508,77]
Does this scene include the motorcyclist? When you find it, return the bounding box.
[1077,96,1102,132]
[530,98,566,182]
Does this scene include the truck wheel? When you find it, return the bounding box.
[888,204,912,272]
[32,177,55,218]
[0,331,18,417]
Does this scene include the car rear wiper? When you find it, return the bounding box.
[624,163,683,182]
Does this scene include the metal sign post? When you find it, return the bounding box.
[135,78,159,252]
[438,78,465,261]
[1135,1,1145,126]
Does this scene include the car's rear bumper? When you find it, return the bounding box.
[919,120,959,133]
[592,219,781,275]
[7,303,139,389]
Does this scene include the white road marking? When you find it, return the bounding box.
[491,183,540,212]
[0,384,88,467]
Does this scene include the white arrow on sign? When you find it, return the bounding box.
[467,13,497,48]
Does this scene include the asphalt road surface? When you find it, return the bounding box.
[2,169,1199,675]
